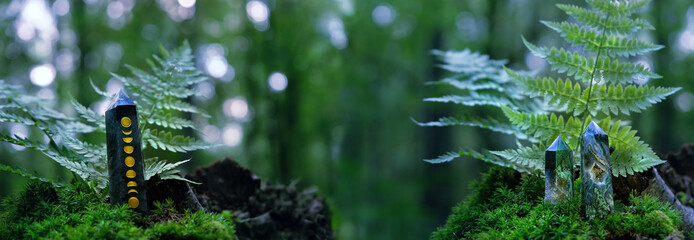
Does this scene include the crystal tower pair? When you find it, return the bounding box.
[545,121,613,219]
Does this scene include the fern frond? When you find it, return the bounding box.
[0,133,107,184]
[542,21,663,57]
[90,79,111,97]
[425,149,536,172]
[144,113,197,130]
[502,107,583,148]
[62,136,106,165]
[431,49,507,74]
[427,77,504,92]
[489,144,545,172]
[70,99,105,130]
[557,4,653,35]
[597,118,664,177]
[0,163,63,187]
[424,93,514,109]
[509,70,589,116]
[414,115,536,142]
[144,158,199,184]
[143,129,215,153]
[522,38,660,84]
[0,111,35,125]
[57,121,98,134]
[592,85,680,115]
[587,0,650,17]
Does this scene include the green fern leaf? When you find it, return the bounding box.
[0,111,35,125]
[509,70,589,116]
[425,149,535,172]
[61,136,106,165]
[489,144,545,172]
[70,99,105,130]
[523,38,660,84]
[58,121,98,134]
[542,21,663,57]
[427,77,504,92]
[502,107,583,148]
[431,49,507,74]
[424,93,515,109]
[90,79,111,97]
[414,115,536,142]
[557,4,653,35]
[0,133,107,185]
[587,0,649,17]
[0,163,64,187]
[143,129,215,153]
[143,113,197,130]
[592,85,680,115]
[597,118,664,177]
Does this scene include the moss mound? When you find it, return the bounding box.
[432,167,685,239]
[0,181,235,240]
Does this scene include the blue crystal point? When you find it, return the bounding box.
[545,135,574,203]
[580,121,613,219]
[547,136,570,152]
[584,121,606,137]
[107,89,135,110]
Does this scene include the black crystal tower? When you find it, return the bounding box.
[545,136,573,203]
[580,121,613,219]
[106,90,147,213]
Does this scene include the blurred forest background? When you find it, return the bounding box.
[0,0,693,239]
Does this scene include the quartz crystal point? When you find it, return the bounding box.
[106,89,147,213]
[580,121,613,219]
[545,136,573,203]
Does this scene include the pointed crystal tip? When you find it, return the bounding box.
[547,135,571,152]
[107,89,135,110]
[583,121,607,136]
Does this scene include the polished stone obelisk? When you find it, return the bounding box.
[580,121,613,219]
[545,136,573,203]
[106,89,147,213]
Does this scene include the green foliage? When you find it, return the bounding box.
[431,168,683,239]
[0,181,235,240]
[420,0,678,177]
[0,42,213,192]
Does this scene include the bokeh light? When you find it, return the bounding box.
[246,0,269,31]
[222,123,243,147]
[178,0,196,8]
[30,64,56,87]
[223,97,249,120]
[372,4,395,26]
[268,72,288,92]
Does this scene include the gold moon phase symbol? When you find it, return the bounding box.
[122,130,132,135]
[127,181,137,187]
[128,189,138,194]
[125,156,135,167]
[128,197,139,208]
[124,146,134,154]
[126,170,136,178]
[123,137,133,143]
[121,117,132,128]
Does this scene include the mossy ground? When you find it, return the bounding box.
[0,180,235,239]
[432,167,685,240]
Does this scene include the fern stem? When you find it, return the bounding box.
[578,11,611,143]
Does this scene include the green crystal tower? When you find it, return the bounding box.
[106,90,147,213]
[580,121,613,219]
[545,136,573,203]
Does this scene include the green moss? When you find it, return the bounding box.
[0,181,235,240]
[432,167,684,240]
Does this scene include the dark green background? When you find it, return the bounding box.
[0,0,692,239]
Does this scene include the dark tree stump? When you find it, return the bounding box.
[186,158,333,240]
[145,174,203,213]
[185,158,261,211]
